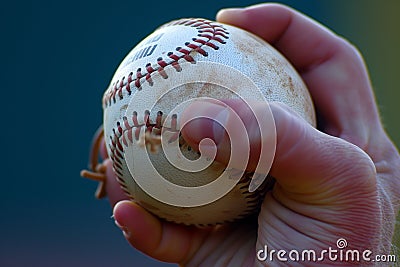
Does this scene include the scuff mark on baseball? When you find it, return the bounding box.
[102,18,315,226]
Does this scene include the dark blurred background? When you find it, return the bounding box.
[1,1,399,266]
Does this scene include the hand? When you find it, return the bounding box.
[98,4,400,266]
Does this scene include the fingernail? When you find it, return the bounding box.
[216,8,245,21]
[114,218,131,238]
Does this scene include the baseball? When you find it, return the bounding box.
[101,18,316,226]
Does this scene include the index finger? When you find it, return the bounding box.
[217,4,381,151]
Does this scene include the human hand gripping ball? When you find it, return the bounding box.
[81,3,400,266]
[85,14,316,226]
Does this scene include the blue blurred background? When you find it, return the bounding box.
[1,1,399,266]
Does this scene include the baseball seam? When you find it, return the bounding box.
[103,18,229,108]
[109,109,271,225]
[106,18,272,225]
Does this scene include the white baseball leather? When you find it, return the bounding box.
[102,18,315,225]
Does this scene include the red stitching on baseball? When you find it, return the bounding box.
[101,19,274,225]
[171,61,182,72]
[103,18,230,108]
[126,72,133,94]
[107,110,273,225]
[177,46,191,55]
[135,69,142,89]
[115,110,178,152]
[108,110,181,177]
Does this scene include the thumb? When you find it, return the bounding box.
[180,99,376,196]
[180,98,271,172]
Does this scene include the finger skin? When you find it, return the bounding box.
[180,98,264,172]
[109,98,377,263]
[172,98,381,264]
[101,4,400,265]
[113,200,210,264]
[216,4,400,230]
[105,147,211,264]
[181,99,377,195]
[217,4,382,152]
